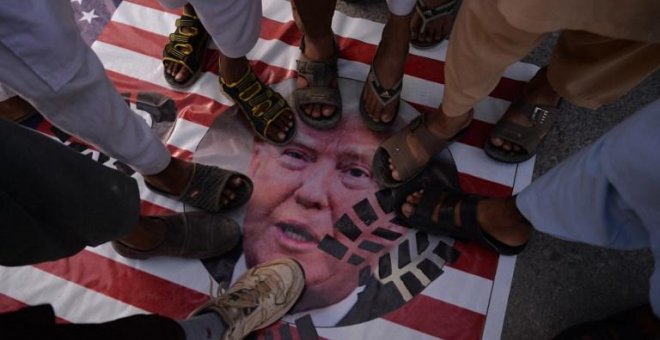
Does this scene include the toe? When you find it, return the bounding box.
[490,136,504,147]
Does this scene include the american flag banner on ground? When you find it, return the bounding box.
[0,0,539,339]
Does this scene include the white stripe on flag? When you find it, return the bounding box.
[482,255,517,340]
[86,243,212,295]
[92,41,229,104]
[422,266,492,315]
[450,142,524,187]
[0,266,147,323]
[114,1,178,37]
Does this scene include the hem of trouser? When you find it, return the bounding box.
[546,65,604,110]
[134,151,171,176]
[386,0,417,16]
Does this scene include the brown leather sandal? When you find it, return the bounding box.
[372,116,467,188]
[484,100,560,163]
[293,37,342,129]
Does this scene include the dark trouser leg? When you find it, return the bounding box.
[0,119,140,266]
[1,305,184,340]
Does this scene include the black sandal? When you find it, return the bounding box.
[220,68,296,145]
[394,181,526,255]
[162,7,209,88]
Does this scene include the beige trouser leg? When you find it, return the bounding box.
[548,31,660,109]
[441,0,547,117]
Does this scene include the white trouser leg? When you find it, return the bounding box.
[386,0,417,16]
[0,43,171,175]
[517,99,660,315]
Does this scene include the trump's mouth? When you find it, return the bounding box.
[275,222,319,249]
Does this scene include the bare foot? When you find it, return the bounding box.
[296,34,339,119]
[489,68,560,154]
[388,108,473,181]
[143,158,246,207]
[410,0,457,47]
[220,56,294,143]
[362,13,411,124]
[401,190,531,247]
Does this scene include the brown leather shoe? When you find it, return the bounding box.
[112,211,240,260]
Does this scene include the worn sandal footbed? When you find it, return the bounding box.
[162,9,209,88]
[293,37,342,130]
[360,63,403,132]
[412,0,460,49]
[484,101,560,163]
[372,116,468,188]
[145,162,253,213]
[394,181,526,255]
[221,68,296,145]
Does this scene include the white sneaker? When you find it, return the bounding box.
[189,258,305,340]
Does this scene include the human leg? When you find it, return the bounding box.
[0,119,241,265]
[0,6,249,211]
[374,0,547,185]
[161,3,209,87]
[517,99,660,314]
[486,31,660,161]
[360,3,413,129]
[547,31,660,110]
[0,119,139,266]
[3,259,304,340]
[291,0,341,123]
[409,0,459,48]
[183,0,294,144]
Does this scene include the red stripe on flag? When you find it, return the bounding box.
[459,172,513,198]
[33,250,209,320]
[98,21,167,59]
[140,198,177,216]
[0,293,29,314]
[383,294,485,339]
[448,241,500,281]
[0,293,70,323]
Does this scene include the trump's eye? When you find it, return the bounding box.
[279,148,312,170]
[284,149,305,160]
[340,163,372,190]
[348,167,369,178]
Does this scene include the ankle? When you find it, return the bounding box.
[219,57,249,83]
[426,107,473,138]
[302,33,335,61]
[477,197,532,246]
[144,158,192,195]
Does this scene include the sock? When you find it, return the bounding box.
[177,312,226,340]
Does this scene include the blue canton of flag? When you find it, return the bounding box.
[70,0,123,45]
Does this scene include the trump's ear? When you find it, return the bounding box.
[247,140,266,177]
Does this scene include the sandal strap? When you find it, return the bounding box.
[162,12,208,86]
[416,0,459,31]
[221,69,294,144]
[378,117,453,182]
[490,103,560,154]
[409,186,462,233]
[366,67,403,108]
[296,59,338,88]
